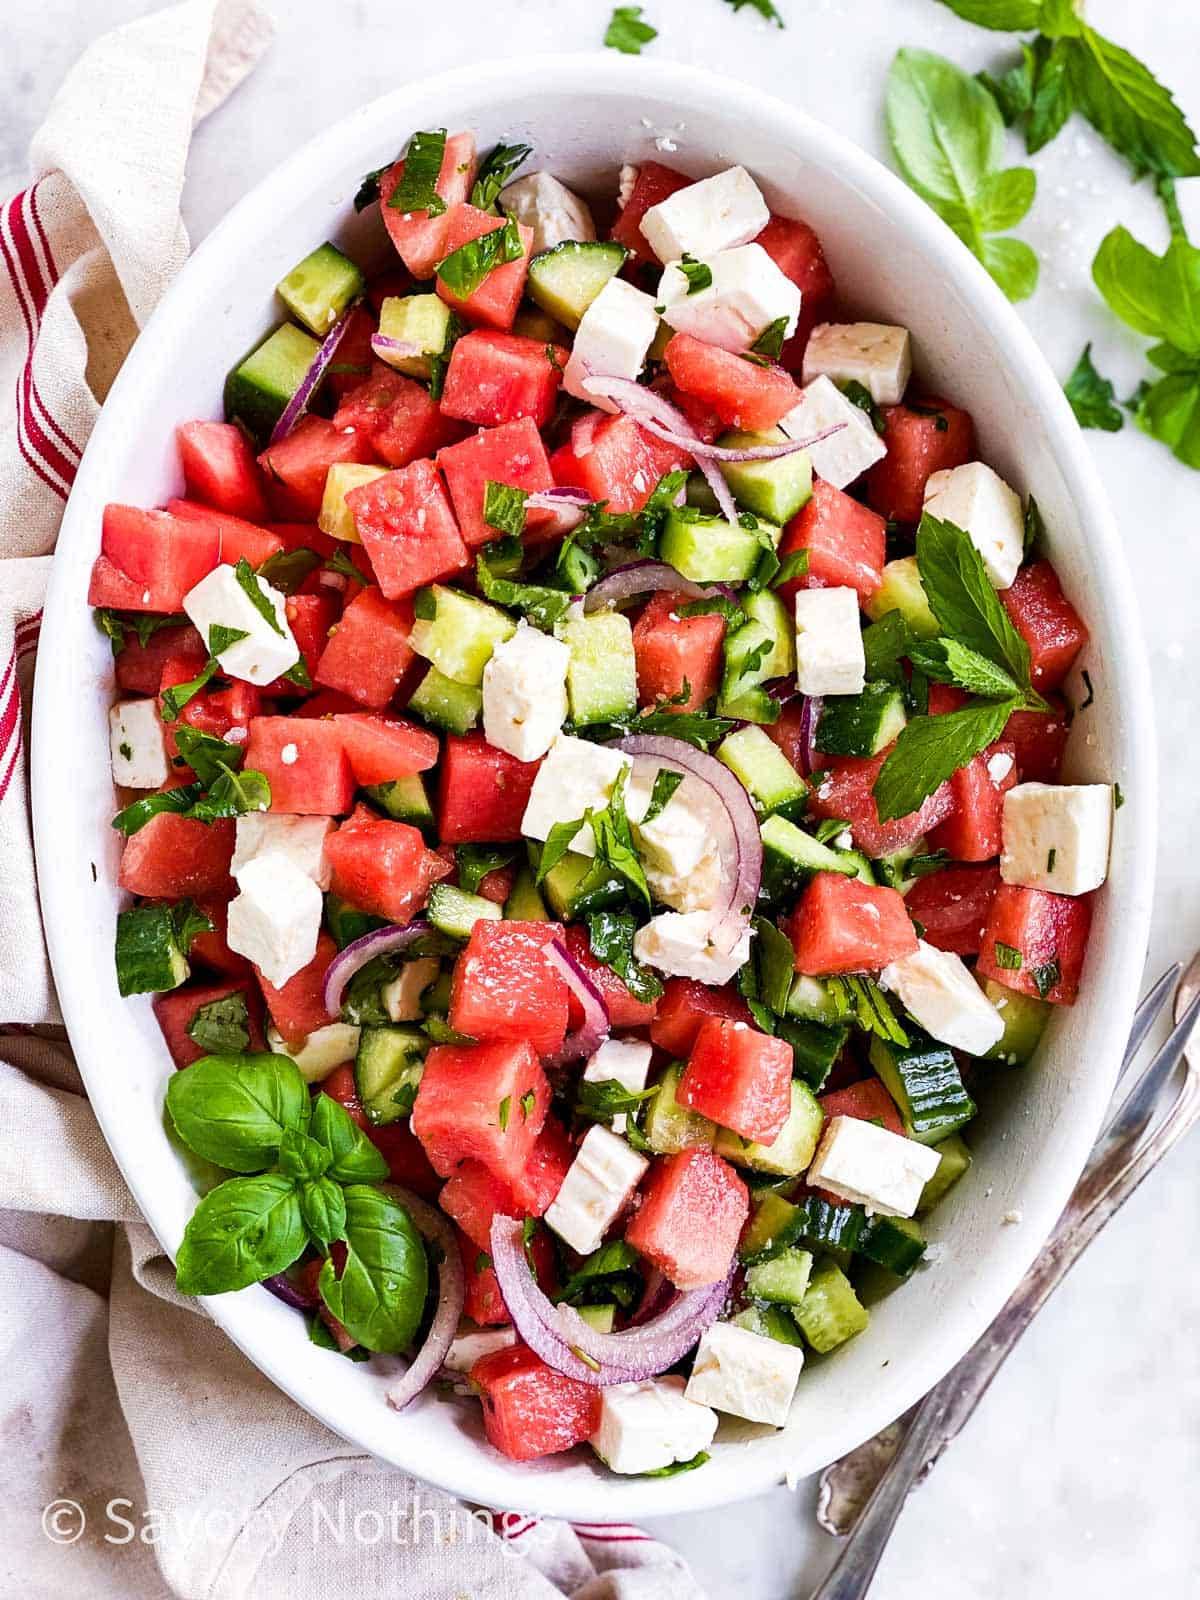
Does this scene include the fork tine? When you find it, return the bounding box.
[1100,986,1200,1147]
[1120,963,1181,1075]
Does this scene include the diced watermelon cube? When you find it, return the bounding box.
[315,587,416,710]
[563,925,659,1030]
[460,1231,509,1324]
[808,749,957,857]
[114,624,207,695]
[437,732,541,845]
[412,1038,549,1183]
[818,1078,903,1136]
[1002,696,1071,783]
[166,499,284,569]
[927,741,1017,862]
[625,1149,749,1289]
[333,364,459,470]
[378,131,478,279]
[118,810,235,899]
[475,864,516,904]
[258,415,378,521]
[508,1115,574,1215]
[449,920,570,1058]
[347,460,468,599]
[754,214,836,370]
[267,520,339,559]
[243,715,355,815]
[318,1062,371,1127]
[471,1343,601,1462]
[367,1118,441,1196]
[153,977,266,1069]
[324,302,379,402]
[441,1161,518,1251]
[329,712,438,784]
[1001,559,1090,692]
[161,679,263,766]
[649,977,753,1057]
[436,417,555,547]
[679,1017,793,1143]
[255,930,338,1050]
[366,267,415,314]
[664,332,800,431]
[610,160,691,268]
[632,590,726,711]
[976,883,1092,1005]
[434,204,533,331]
[438,330,567,430]
[183,888,249,976]
[325,802,451,923]
[261,592,339,696]
[762,698,810,776]
[866,397,975,524]
[905,864,1002,956]
[778,479,886,606]
[91,505,220,613]
[786,871,919,976]
[564,412,691,515]
[176,420,269,522]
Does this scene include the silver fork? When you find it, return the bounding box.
[810,953,1200,1600]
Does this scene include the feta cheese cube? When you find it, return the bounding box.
[634,911,753,986]
[794,587,866,696]
[499,171,596,254]
[617,164,639,210]
[923,462,1025,590]
[685,1322,804,1427]
[108,698,169,789]
[520,733,633,856]
[227,853,323,989]
[544,1124,649,1256]
[1000,782,1113,895]
[482,623,570,763]
[779,376,887,489]
[591,1376,719,1474]
[383,956,440,1023]
[583,1037,654,1132]
[267,1020,361,1083]
[640,166,770,264]
[441,1324,518,1376]
[626,769,719,877]
[806,1115,940,1218]
[563,277,661,410]
[657,243,801,354]
[881,940,1004,1055]
[183,564,300,685]
[801,322,913,406]
[644,841,724,915]
[231,813,332,889]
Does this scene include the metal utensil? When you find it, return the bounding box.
[810,955,1200,1598]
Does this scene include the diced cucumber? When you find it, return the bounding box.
[318,462,388,543]
[540,849,627,920]
[718,619,778,723]
[658,506,781,584]
[409,586,516,686]
[353,1025,427,1126]
[795,1195,866,1253]
[324,892,385,950]
[717,725,808,822]
[840,848,877,885]
[427,883,502,940]
[575,1303,617,1333]
[647,317,673,362]
[511,304,569,343]
[917,1131,971,1214]
[739,1190,806,1263]
[785,973,842,1024]
[557,608,637,726]
[375,293,453,379]
[794,1259,870,1353]
[276,242,365,337]
[715,1080,824,1176]
[526,240,628,330]
[874,838,928,894]
[815,682,907,758]
[857,1213,925,1278]
[863,556,939,639]
[407,666,482,734]
[717,429,813,524]
[225,323,322,446]
[743,590,794,678]
[504,866,549,921]
[978,977,1052,1066]
[868,1032,977,1145]
[731,1304,805,1347]
[780,1016,849,1092]
[643,1062,717,1156]
[423,968,454,1016]
[761,813,856,902]
[744,1247,814,1308]
[366,774,436,835]
[685,473,720,513]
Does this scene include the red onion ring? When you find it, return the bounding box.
[269,298,363,446]
[583,560,723,615]
[797,695,823,779]
[525,486,591,537]
[370,332,424,365]
[612,734,762,956]
[322,918,432,1019]
[262,1271,319,1311]
[384,1185,466,1411]
[490,1217,732,1386]
[543,940,610,1067]
[630,1266,673,1326]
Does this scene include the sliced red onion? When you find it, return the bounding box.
[630,1266,673,1326]
[543,940,610,1067]
[262,1271,319,1311]
[269,298,363,446]
[583,560,719,615]
[612,734,762,956]
[490,1217,731,1386]
[765,677,798,706]
[370,332,424,365]
[322,918,432,1019]
[524,486,591,537]
[798,695,823,778]
[384,1185,465,1411]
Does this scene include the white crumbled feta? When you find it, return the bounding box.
[520,733,633,857]
[108,698,169,789]
[591,1376,719,1474]
[227,853,323,989]
[267,1020,361,1083]
[381,956,440,1024]
[657,243,801,354]
[778,376,888,489]
[1000,782,1113,895]
[280,743,299,765]
[644,841,724,914]
[182,563,300,685]
[499,171,597,254]
[986,751,1015,785]
[231,813,332,889]
[685,1322,805,1427]
[563,277,661,410]
[544,1124,649,1256]
[806,1115,940,1219]
[880,940,1005,1056]
[617,163,639,211]
[640,166,770,264]
[923,462,1025,590]
[801,322,913,406]
[482,622,571,763]
[442,1324,518,1375]
[626,769,720,877]
[634,911,753,986]
[583,1037,654,1133]
[794,587,866,696]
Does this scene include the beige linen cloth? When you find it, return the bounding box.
[0,5,706,1595]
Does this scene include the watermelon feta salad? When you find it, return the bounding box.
[93,131,1115,1477]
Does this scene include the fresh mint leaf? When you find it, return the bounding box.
[934,0,1042,25]
[283,658,312,691]
[256,547,322,595]
[723,0,784,25]
[640,767,684,824]
[873,696,1020,821]
[1030,957,1060,998]
[160,658,220,721]
[354,162,389,213]
[1057,21,1200,183]
[993,940,1023,970]
[208,624,250,657]
[173,898,215,953]
[473,140,533,213]
[677,594,748,631]
[826,975,910,1046]
[176,1173,306,1296]
[173,726,245,788]
[317,1186,429,1353]
[576,1078,660,1124]
[586,910,664,1005]
[839,380,885,434]
[555,1239,642,1308]
[165,1051,311,1173]
[635,469,689,558]
[387,129,448,217]
[773,548,810,588]
[476,551,573,632]
[751,317,789,361]
[678,254,713,295]
[1025,37,1074,153]
[1023,495,1045,555]
[907,637,1023,699]
[977,41,1040,126]
[605,5,657,54]
[234,558,285,636]
[1064,343,1124,431]
[111,782,204,838]
[862,609,915,683]
[483,480,528,539]
[456,843,517,894]
[916,513,1036,692]
[436,215,523,300]
[637,1451,711,1478]
[189,763,272,823]
[185,992,251,1055]
[93,609,188,655]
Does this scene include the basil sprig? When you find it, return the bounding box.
[436,215,524,300]
[1063,343,1124,433]
[472,141,533,213]
[604,6,657,54]
[387,129,448,217]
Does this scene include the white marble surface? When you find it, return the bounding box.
[5,1,1200,1594]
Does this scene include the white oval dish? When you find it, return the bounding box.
[32,55,1155,1520]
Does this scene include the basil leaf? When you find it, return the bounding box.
[456,844,518,894]
[604,5,657,54]
[388,129,448,216]
[473,140,533,213]
[750,317,789,361]
[278,1127,333,1183]
[916,513,1035,691]
[114,904,192,996]
[299,1177,347,1246]
[640,768,684,824]
[722,0,784,24]
[436,215,524,300]
[934,0,1042,24]
[111,782,204,838]
[873,696,1021,822]
[585,910,664,1005]
[1063,343,1124,432]
[176,1173,306,1295]
[317,1185,430,1352]
[1093,227,1200,356]
[189,764,272,823]
[209,624,250,656]
[906,638,1023,699]
[976,41,1040,126]
[165,1052,311,1173]
[1132,370,1200,469]
[308,1313,370,1358]
[160,658,220,721]
[637,1451,710,1478]
[483,480,528,538]
[979,235,1040,302]
[678,254,713,295]
[185,992,251,1055]
[861,609,915,683]
[173,725,246,788]
[233,558,285,636]
[309,1092,389,1183]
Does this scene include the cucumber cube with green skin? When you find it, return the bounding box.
[868,1032,977,1145]
[318,462,387,543]
[526,240,629,331]
[815,682,907,758]
[786,973,841,1024]
[794,1259,870,1353]
[426,883,502,940]
[409,586,517,686]
[114,905,190,996]
[407,667,482,734]
[743,589,794,678]
[658,507,782,584]
[276,242,365,337]
[643,1062,717,1156]
[540,849,627,920]
[511,305,569,344]
[575,1303,617,1333]
[717,429,813,524]
[353,1026,427,1126]
[719,619,775,720]
[863,555,940,639]
[715,1080,824,1176]
[366,774,435,835]
[731,1303,805,1347]
[760,813,856,903]
[857,1213,925,1278]
[717,724,808,821]
[504,866,549,921]
[744,1247,815,1307]
[779,1016,849,1092]
[978,978,1052,1066]
[224,323,322,445]
[557,608,637,726]
[376,293,454,379]
[917,1132,971,1214]
[739,1190,806,1263]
